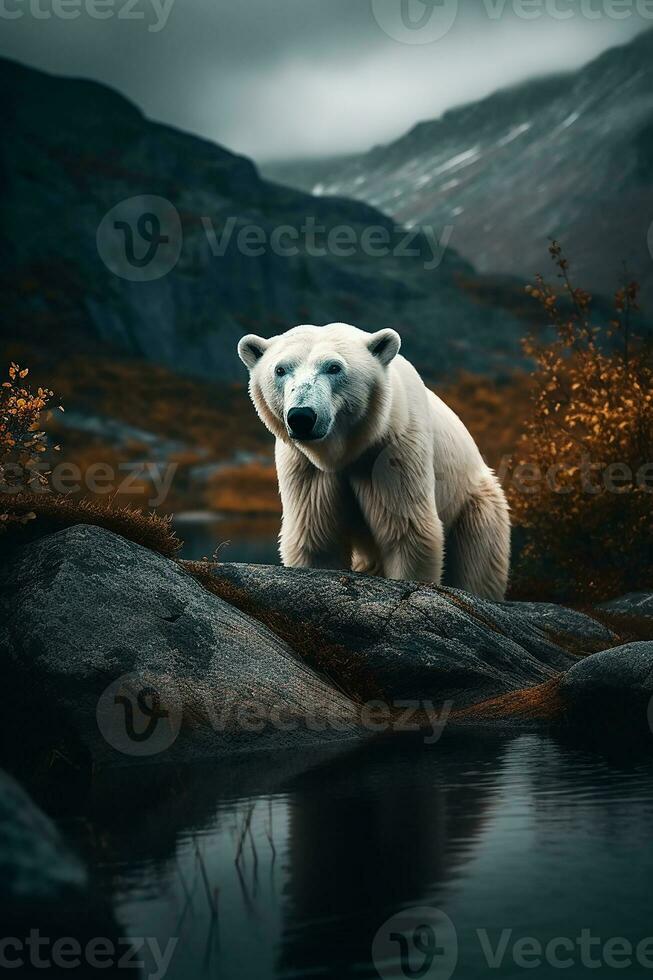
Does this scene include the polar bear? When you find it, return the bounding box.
[237,322,510,599]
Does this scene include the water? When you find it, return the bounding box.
[174,515,280,564]
[69,733,653,979]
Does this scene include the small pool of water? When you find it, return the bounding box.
[174,514,280,564]
[67,733,653,979]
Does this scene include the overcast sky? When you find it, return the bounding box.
[1,0,650,161]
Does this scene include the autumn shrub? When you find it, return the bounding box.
[0,363,59,532]
[509,243,653,601]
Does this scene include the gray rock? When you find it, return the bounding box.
[0,769,87,912]
[598,593,653,618]
[0,526,362,769]
[203,564,614,708]
[560,642,653,721]
[0,769,139,972]
[493,598,615,648]
[2,525,645,764]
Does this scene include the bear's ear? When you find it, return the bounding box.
[238,334,269,369]
[367,329,401,366]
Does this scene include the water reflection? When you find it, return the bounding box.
[174,514,280,563]
[278,737,506,978]
[64,733,653,980]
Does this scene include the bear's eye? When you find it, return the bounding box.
[275,365,286,377]
[326,363,342,375]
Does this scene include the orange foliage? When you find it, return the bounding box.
[205,462,281,514]
[0,363,60,531]
[509,242,653,600]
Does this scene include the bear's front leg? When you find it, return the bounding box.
[381,513,444,583]
[351,473,444,584]
[276,441,351,570]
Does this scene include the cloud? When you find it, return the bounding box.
[0,0,649,160]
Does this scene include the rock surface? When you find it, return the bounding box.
[598,593,653,618]
[0,768,140,972]
[0,526,361,769]
[0,768,87,914]
[560,642,653,727]
[2,525,651,770]
[205,562,614,707]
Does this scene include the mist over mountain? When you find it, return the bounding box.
[269,30,653,308]
[0,57,543,384]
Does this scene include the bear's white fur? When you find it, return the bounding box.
[237,322,510,599]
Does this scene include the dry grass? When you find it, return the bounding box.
[452,677,565,723]
[3,492,182,557]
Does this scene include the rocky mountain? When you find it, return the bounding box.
[296,30,653,308]
[0,57,535,383]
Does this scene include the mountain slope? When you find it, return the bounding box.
[313,30,653,306]
[0,58,533,382]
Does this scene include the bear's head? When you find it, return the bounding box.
[237,322,401,467]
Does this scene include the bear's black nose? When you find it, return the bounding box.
[287,407,317,439]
